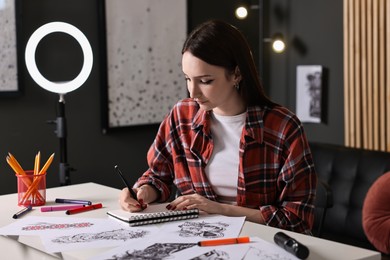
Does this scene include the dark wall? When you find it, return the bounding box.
[0,0,158,195]
[0,0,344,195]
[266,0,344,145]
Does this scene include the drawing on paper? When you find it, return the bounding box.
[179,221,229,238]
[190,249,230,260]
[22,221,94,231]
[52,228,148,244]
[109,242,196,259]
[242,246,295,260]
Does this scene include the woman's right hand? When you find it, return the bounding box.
[119,185,159,212]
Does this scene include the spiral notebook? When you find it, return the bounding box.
[107,203,199,226]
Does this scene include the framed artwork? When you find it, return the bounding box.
[103,0,187,130]
[0,0,20,96]
[296,65,324,123]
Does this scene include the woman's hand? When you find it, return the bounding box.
[119,185,159,212]
[167,194,265,224]
[167,194,223,214]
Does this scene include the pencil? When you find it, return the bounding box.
[39,153,55,175]
[197,237,250,247]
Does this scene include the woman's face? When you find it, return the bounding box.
[182,51,242,115]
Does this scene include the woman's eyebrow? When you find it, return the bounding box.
[183,74,213,78]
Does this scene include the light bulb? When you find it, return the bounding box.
[235,6,248,19]
[272,39,285,53]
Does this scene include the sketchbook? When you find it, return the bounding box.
[107,203,199,226]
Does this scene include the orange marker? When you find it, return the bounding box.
[197,236,250,247]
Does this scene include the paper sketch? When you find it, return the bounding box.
[158,215,245,243]
[190,249,230,260]
[51,228,149,244]
[22,221,94,231]
[89,238,197,260]
[179,221,229,238]
[107,242,196,259]
[42,224,159,253]
[170,237,299,260]
[0,216,109,236]
[242,245,298,260]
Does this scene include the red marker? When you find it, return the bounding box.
[65,203,102,215]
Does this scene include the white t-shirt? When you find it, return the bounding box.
[205,111,246,204]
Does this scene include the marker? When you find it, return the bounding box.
[55,198,92,205]
[65,203,103,215]
[114,165,138,201]
[13,205,33,219]
[274,232,309,259]
[41,205,85,212]
[197,236,250,247]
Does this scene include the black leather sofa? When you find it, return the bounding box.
[310,142,390,251]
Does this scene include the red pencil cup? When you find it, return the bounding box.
[16,170,46,206]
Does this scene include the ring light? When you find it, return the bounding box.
[25,21,93,94]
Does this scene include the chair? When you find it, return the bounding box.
[313,179,333,237]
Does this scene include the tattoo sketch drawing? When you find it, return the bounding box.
[109,242,196,260]
[179,221,229,238]
[190,249,230,260]
[22,222,94,231]
[242,246,295,260]
[52,228,148,244]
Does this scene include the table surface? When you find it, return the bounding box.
[0,182,381,260]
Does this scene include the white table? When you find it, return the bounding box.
[0,183,381,260]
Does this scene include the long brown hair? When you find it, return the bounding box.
[182,20,275,107]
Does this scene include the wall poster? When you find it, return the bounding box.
[0,0,20,96]
[296,65,324,123]
[104,0,187,130]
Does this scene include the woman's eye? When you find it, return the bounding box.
[200,79,213,85]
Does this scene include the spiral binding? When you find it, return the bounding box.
[128,208,199,227]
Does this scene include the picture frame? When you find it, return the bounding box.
[0,0,21,97]
[102,0,187,131]
[296,65,324,123]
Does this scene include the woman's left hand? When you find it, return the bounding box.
[167,194,223,214]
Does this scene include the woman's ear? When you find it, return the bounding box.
[234,66,242,83]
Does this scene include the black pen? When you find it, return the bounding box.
[114,165,139,201]
[55,198,92,205]
[13,205,32,219]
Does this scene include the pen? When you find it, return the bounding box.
[13,205,33,219]
[114,165,138,201]
[55,198,92,205]
[65,203,103,215]
[197,236,250,247]
[41,205,85,212]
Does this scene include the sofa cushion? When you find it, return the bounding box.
[362,172,390,254]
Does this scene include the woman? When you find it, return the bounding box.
[119,20,317,234]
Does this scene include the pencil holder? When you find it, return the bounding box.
[16,170,46,206]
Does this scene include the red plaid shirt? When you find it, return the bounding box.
[136,98,317,234]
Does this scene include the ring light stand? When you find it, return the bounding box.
[25,22,93,185]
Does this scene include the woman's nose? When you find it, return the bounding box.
[188,83,200,99]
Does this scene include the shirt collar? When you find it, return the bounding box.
[191,106,265,144]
